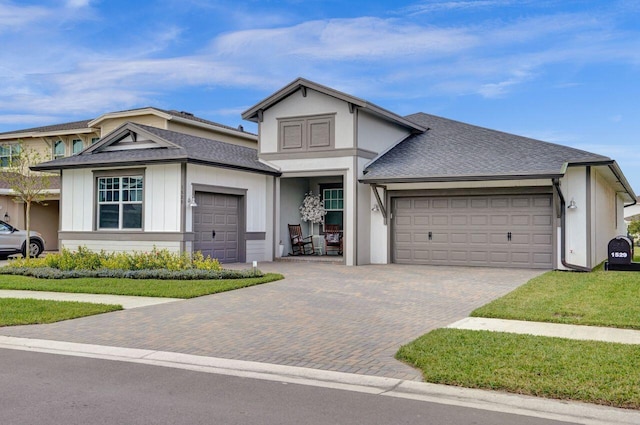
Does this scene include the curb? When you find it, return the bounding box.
[0,335,638,425]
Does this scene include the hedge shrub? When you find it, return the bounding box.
[9,247,222,272]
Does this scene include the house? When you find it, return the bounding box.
[31,78,636,270]
[0,107,256,250]
[625,197,640,223]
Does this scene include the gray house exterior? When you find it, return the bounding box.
[32,78,636,269]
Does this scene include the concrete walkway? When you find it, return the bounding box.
[0,290,182,309]
[449,317,640,344]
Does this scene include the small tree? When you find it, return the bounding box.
[628,219,640,245]
[3,143,51,261]
[299,192,326,235]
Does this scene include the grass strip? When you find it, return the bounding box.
[471,269,640,329]
[0,273,284,298]
[397,328,640,409]
[0,298,122,327]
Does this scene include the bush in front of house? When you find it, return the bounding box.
[4,246,227,274]
[0,266,260,280]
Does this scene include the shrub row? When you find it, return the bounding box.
[0,266,262,280]
[10,247,222,272]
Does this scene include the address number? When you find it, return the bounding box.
[610,252,628,258]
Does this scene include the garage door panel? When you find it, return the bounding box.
[414,216,429,226]
[451,215,468,225]
[450,233,468,244]
[432,215,449,226]
[392,194,553,269]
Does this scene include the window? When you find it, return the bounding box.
[97,176,143,229]
[278,114,335,152]
[0,143,21,167]
[323,188,343,230]
[91,137,100,144]
[72,139,84,154]
[53,140,66,159]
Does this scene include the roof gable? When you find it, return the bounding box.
[84,122,179,155]
[31,122,279,176]
[241,77,426,133]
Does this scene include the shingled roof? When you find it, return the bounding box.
[361,112,612,183]
[31,123,279,176]
[0,120,94,136]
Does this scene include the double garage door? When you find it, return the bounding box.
[392,194,554,269]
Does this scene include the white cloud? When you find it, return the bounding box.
[0,2,50,31]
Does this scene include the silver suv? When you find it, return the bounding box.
[0,220,45,258]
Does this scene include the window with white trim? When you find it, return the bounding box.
[322,188,343,230]
[0,143,21,167]
[97,176,143,229]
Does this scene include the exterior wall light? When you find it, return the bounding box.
[188,198,198,208]
[568,199,578,210]
[371,204,380,212]
[3,212,9,222]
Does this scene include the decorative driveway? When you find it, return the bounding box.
[0,262,544,380]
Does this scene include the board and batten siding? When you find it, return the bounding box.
[61,164,182,233]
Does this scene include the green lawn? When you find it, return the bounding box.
[397,328,640,409]
[0,273,283,298]
[0,298,122,326]
[471,268,640,329]
[398,263,640,409]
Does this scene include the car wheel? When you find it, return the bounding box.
[22,240,43,258]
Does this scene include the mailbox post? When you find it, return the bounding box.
[605,236,640,271]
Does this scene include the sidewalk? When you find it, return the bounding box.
[0,290,182,309]
[448,317,640,345]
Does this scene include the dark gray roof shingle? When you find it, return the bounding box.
[31,123,278,176]
[361,113,611,182]
[0,120,94,136]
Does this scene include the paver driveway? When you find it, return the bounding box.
[0,262,543,380]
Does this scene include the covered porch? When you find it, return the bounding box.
[276,173,345,263]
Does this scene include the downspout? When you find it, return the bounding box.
[553,178,591,272]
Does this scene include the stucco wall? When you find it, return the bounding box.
[357,109,410,154]
[99,115,167,136]
[259,89,354,153]
[167,121,257,148]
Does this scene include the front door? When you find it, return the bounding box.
[193,192,239,263]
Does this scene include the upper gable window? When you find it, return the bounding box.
[72,139,84,155]
[278,114,335,152]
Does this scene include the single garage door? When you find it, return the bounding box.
[193,192,239,263]
[392,194,553,269]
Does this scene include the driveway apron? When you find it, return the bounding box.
[0,263,543,381]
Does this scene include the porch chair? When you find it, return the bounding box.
[288,224,315,255]
[324,224,343,255]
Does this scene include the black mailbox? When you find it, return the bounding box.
[608,236,633,265]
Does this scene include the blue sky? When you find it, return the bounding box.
[1,0,639,190]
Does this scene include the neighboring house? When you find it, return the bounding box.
[32,78,636,270]
[624,197,640,223]
[0,107,256,250]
